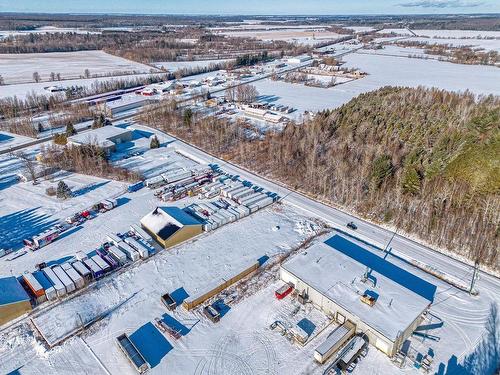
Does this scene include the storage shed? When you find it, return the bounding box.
[140,207,203,249]
[280,235,435,357]
[0,276,32,326]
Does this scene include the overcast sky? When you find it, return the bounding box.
[0,0,499,15]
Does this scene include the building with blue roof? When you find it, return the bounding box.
[0,276,32,326]
[140,207,203,249]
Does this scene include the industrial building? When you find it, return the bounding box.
[101,95,151,118]
[140,206,203,249]
[280,234,436,357]
[67,126,133,154]
[0,276,32,326]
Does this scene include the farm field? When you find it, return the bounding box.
[152,59,235,71]
[0,50,157,84]
[250,51,500,114]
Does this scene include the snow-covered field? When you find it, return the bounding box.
[378,28,500,39]
[219,29,343,43]
[0,73,161,100]
[408,37,500,52]
[250,52,500,113]
[0,50,156,84]
[152,59,235,71]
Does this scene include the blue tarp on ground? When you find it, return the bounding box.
[324,235,437,302]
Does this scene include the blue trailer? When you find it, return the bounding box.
[128,181,144,193]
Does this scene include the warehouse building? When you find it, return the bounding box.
[68,126,132,154]
[140,206,203,249]
[280,235,436,357]
[0,276,32,326]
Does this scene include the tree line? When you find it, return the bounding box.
[140,86,499,269]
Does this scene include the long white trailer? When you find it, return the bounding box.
[108,245,128,264]
[130,224,153,243]
[124,237,149,259]
[244,193,270,208]
[91,255,111,272]
[117,242,140,262]
[238,192,263,205]
[52,265,76,293]
[42,267,66,298]
[61,263,85,289]
[71,260,92,282]
[107,233,123,246]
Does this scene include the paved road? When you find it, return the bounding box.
[133,123,499,299]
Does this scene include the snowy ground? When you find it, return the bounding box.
[219,29,343,44]
[405,37,500,52]
[0,73,163,100]
[0,50,156,85]
[152,59,235,71]
[249,51,500,114]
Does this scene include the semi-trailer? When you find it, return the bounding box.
[124,237,149,259]
[128,181,144,193]
[61,263,85,289]
[52,266,76,294]
[107,233,123,246]
[32,270,56,301]
[71,260,92,282]
[314,321,356,364]
[243,193,269,207]
[116,333,149,373]
[22,272,46,303]
[107,245,128,264]
[42,267,66,298]
[237,192,263,205]
[75,251,88,261]
[117,242,140,262]
[103,254,119,269]
[231,188,254,201]
[130,224,153,243]
[83,258,104,278]
[91,255,111,273]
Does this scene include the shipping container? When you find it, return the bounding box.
[124,237,149,259]
[33,270,55,302]
[61,263,85,289]
[83,258,104,278]
[275,283,293,299]
[130,224,153,243]
[218,209,235,222]
[116,333,149,373]
[211,213,226,225]
[227,207,241,220]
[71,260,92,282]
[42,267,66,298]
[236,205,250,217]
[248,196,274,211]
[117,242,140,262]
[128,181,144,193]
[91,255,111,273]
[108,245,127,264]
[22,272,45,298]
[52,266,76,294]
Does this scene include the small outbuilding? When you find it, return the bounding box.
[140,207,203,249]
[0,276,32,326]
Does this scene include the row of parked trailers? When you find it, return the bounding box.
[145,165,213,190]
[20,226,154,304]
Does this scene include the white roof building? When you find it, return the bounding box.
[280,234,435,357]
[67,126,132,153]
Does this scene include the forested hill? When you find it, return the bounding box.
[264,86,499,268]
[142,86,499,268]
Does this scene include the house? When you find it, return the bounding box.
[0,276,32,326]
[280,234,436,357]
[67,126,133,154]
[140,207,203,249]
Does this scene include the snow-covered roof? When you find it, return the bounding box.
[140,207,200,240]
[0,276,30,306]
[68,126,130,148]
[282,235,434,341]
